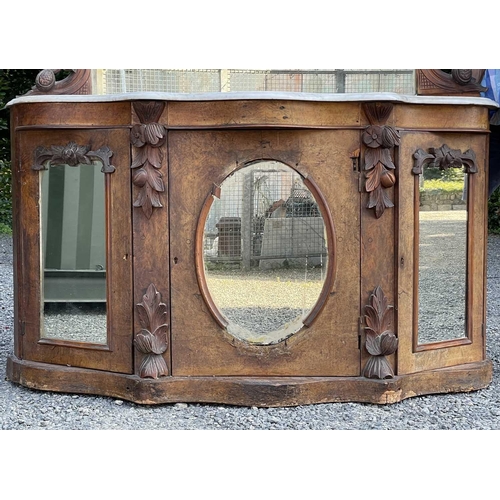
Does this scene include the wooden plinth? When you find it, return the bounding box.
[6,356,493,407]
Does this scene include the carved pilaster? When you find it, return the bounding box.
[413,144,478,176]
[131,101,167,219]
[134,283,169,379]
[363,286,398,379]
[362,102,400,219]
[32,142,115,173]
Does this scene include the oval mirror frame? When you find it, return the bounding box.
[194,160,336,344]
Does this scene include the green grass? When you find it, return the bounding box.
[420,179,464,193]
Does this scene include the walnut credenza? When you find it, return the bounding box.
[5,92,497,406]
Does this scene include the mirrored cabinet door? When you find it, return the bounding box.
[16,130,133,373]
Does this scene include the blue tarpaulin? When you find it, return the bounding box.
[482,69,500,125]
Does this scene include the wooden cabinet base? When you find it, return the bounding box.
[6,356,492,407]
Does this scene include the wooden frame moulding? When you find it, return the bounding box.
[412,144,478,353]
[194,160,337,338]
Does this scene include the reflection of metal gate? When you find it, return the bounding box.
[204,165,327,270]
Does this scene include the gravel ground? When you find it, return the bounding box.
[2,232,500,431]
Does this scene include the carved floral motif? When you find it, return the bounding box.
[32,142,115,173]
[413,144,478,175]
[134,283,169,379]
[363,286,398,379]
[131,101,167,219]
[362,103,400,218]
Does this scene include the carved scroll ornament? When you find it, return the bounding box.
[362,102,400,219]
[416,69,486,96]
[131,101,167,219]
[413,144,478,176]
[32,142,115,173]
[363,286,398,379]
[26,69,92,95]
[134,283,169,379]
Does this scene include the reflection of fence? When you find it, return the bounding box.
[204,164,327,270]
[99,69,415,94]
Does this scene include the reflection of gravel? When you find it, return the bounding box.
[205,267,324,343]
[419,211,467,344]
[43,304,107,344]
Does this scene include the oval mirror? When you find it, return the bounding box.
[199,160,331,345]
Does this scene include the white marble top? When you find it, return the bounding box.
[6,91,499,109]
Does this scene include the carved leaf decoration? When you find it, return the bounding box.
[140,284,167,330]
[363,102,393,125]
[139,354,169,379]
[379,148,396,170]
[135,284,169,378]
[364,307,379,335]
[365,330,381,355]
[381,126,401,149]
[143,163,165,192]
[131,147,148,169]
[368,187,394,218]
[147,145,163,168]
[134,101,165,123]
[372,286,389,324]
[134,185,153,218]
[135,330,154,353]
[363,356,395,379]
[363,286,397,379]
[151,325,168,354]
[144,123,167,146]
[365,162,383,193]
[379,331,398,356]
[365,332,397,357]
[365,148,381,170]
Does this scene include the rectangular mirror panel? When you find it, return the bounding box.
[41,162,107,344]
[418,168,468,344]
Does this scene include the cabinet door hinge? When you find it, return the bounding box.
[358,316,364,349]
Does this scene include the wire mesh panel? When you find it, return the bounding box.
[100,69,415,94]
[102,69,221,93]
[343,70,414,93]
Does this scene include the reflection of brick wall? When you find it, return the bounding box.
[419,191,466,211]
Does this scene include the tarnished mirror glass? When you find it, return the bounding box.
[40,162,107,344]
[418,166,468,344]
[203,161,328,344]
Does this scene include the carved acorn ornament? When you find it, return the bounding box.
[362,103,400,219]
